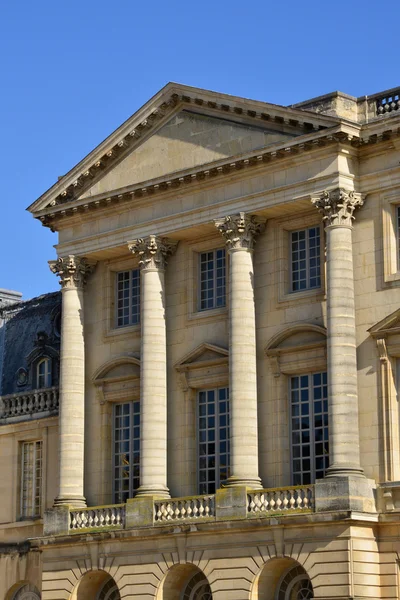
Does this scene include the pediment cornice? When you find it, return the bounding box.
[28,83,342,218]
[368,308,400,338]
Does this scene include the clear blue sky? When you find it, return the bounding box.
[1,1,398,299]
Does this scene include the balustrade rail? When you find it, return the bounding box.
[64,486,314,535]
[247,486,314,515]
[70,505,125,530]
[376,91,400,115]
[0,387,59,420]
[154,495,215,522]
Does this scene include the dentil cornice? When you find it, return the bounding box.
[214,212,266,249]
[128,235,178,270]
[311,188,365,227]
[49,255,96,289]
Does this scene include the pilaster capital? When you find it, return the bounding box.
[49,255,96,289]
[214,212,265,250]
[128,235,178,270]
[311,188,365,227]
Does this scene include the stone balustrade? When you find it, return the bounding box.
[376,90,400,115]
[0,387,59,421]
[247,486,314,515]
[69,505,125,530]
[44,485,316,537]
[154,495,215,523]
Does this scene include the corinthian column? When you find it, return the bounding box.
[215,213,265,489]
[128,235,177,498]
[49,255,95,507]
[312,188,365,478]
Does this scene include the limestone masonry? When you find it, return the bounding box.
[1,83,400,599]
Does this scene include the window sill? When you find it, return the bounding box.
[384,272,400,287]
[278,288,325,306]
[103,323,140,342]
[187,306,228,325]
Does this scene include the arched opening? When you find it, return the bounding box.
[6,583,41,600]
[252,559,313,600]
[70,571,120,600]
[157,564,212,600]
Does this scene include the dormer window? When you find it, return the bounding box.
[37,358,52,389]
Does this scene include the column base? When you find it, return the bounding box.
[325,464,365,478]
[135,485,170,499]
[224,475,263,490]
[53,495,87,509]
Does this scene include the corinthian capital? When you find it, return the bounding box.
[128,235,178,270]
[311,188,365,227]
[214,212,265,250]
[49,255,96,289]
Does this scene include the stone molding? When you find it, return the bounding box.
[214,212,265,250]
[128,235,178,270]
[311,188,365,227]
[49,255,96,289]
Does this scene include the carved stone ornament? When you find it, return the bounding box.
[311,188,365,227]
[214,212,265,249]
[49,255,96,289]
[128,235,178,270]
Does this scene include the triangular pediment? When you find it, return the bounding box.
[368,308,400,336]
[77,110,299,200]
[175,343,229,371]
[28,82,341,216]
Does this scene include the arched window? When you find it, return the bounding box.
[12,583,41,600]
[37,358,52,388]
[277,565,313,600]
[97,577,121,600]
[182,572,212,600]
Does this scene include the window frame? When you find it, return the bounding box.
[289,225,321,293]
[112,400,141,504]
[115,268,140,329]
[197,248,227,312]
[382,192,400,286]
[289,372,329,485]
[274,212,325,305]
[196,387,230,495]
[36,357,52,389]
[20,440,43,519]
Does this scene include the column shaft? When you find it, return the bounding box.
[326,225,362,475]
[57,286,86,506]
[215,213,264,489]
[128,235,177,499]
[49,255,95,508]
[139,266,169,497]
[228,247,261,487]
[312,188,365,478]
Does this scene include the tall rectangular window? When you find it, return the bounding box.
[199,249,226,311]
[290,372,328,485]
[21,441,42,518]
[198,387,230,494]
[113,401,140,503]
[116,269,140,327]
[290,226,321,292]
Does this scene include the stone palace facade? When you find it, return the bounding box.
[1,83,400,599]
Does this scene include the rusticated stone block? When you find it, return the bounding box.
[215,486,247,521]
[315,476,376,513]
[43,506,70,536]
[126,496,155,528]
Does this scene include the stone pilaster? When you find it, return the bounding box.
[215,213,265,489]
[128,235,177,498]
[49,255,95,508]
[312,189,364,478]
